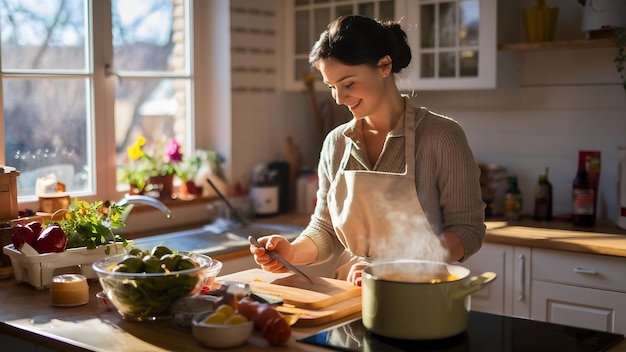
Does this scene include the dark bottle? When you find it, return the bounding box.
[572,165,595,226]
[534,171,553,221]
[504,176,522,221]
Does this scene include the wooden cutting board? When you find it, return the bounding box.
[220,268,361,310]
[219,268,362,327]
[276,295,361,327]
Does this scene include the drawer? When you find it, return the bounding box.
[532,248,626,293]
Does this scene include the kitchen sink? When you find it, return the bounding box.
[132,219,303,256]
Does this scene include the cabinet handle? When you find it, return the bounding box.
[518,254,525,301]
[574,267,598,275]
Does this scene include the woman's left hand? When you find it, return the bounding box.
[347,262,367,287]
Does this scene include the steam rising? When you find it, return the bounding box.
[376,209,449,263]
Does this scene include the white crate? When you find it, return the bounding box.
[3,243,128,289]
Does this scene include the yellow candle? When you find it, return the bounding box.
[50,274,89,306]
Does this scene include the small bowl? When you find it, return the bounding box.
[171,295,219,331]
[92,252,222,322]
[192,311,254,349]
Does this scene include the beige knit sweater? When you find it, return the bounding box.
[298,97,486,264]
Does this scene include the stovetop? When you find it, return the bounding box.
[297,311,624,352]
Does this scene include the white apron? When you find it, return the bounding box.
[327,106,434,280]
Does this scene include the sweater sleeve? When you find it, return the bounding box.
[415,111,486,261]
[295,126,346,264]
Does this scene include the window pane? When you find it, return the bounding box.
[439,2,457,48]
[420,4,435,49]
[420,53,435,78]
[439,51,456,77]
[1,0,87,70]
[115,78,188,187]
[314,8,330,43]
[335,5,353,19]
[358,3,375,19]
[112,0,190,193]
[4,78,90,196]
[112,0,180,72]
[295,10,310,55]
[379,1,395,22]
[460,50,478,77]
[460,0,479,46]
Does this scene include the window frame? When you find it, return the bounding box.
[0,0,199,211]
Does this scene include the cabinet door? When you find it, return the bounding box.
[463,243,531,318]
[462,242,511,315]
[531,281,626,334]
[284,0,396,91]
[398,0,497,90]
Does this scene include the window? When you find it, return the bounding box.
[0,0,192,205]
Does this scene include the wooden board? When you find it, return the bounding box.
[220,268,362,310]
[276,295,361,327]
[219,268,362,327]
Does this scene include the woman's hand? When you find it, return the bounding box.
[347,262,368,287]
[249,235,293,273]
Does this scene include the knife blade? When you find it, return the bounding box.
[248,236,314,284]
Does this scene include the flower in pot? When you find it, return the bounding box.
[118,136,183,198]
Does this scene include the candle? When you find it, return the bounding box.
[50,274,89,306]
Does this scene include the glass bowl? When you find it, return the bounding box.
[92,252,222,321]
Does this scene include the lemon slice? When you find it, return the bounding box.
[204,312,227,324]
[225,314,248,325]
[283,313,300,326]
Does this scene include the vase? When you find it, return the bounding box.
[147,174,174,200]
[178,180,202,198]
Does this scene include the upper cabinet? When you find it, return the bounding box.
[283,0,396,91]
[398,0,498,90]
[284,0,499,91]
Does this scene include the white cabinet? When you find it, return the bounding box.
[463,242,530,318]
[398,0,499,90]
[466,243,626,334]
[283,0,395,91]
[530,249,626,334]
[284,0,513,91]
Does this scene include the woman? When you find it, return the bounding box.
[250,15,485,285]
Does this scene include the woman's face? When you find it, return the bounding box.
[318,57,389,119]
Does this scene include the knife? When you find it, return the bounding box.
[248,236,314,284]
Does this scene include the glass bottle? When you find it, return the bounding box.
[504,176,522,221]
[534,170,553,221]
[572,165,595,226]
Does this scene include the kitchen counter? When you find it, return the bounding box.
[2,213,626,351]
[1,275,624,351]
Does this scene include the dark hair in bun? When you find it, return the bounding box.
[309,15,411,73]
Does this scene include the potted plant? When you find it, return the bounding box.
[119,136,183,198]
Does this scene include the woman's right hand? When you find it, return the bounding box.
[249,235,293,273]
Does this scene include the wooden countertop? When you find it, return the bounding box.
[482,218,626,258]
[260,214,626,258]
[1,276,624,351]
[0,277,359,351]
[2,213,626,351]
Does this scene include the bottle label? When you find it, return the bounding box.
[572,189,594,215]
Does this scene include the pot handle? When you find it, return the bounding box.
[451,272,497,299]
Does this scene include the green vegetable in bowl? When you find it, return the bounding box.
[98,245,209,321]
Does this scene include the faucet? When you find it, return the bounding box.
[116,194,172,221]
